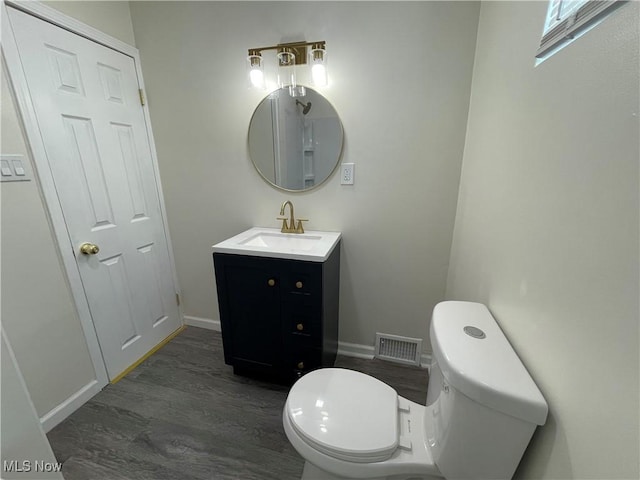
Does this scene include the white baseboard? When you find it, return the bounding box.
[337,341,375,359]
[420,353,432,369]
[40,379,101,433]
[183,320,431,368]
[339,340,431,369]
[39,317,219,433]
[184,316,221,332]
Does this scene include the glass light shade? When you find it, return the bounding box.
[247,53,265,89]
[277,50,296,89]
[310,47,328,87]
[288,85,306,98]
[250,68,264,88]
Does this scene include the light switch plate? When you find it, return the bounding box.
[0,155,30,182]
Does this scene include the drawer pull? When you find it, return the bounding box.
[296,323,304,331]
[267,279,276,287]
[297,361,304,369]
[296,281,303,289]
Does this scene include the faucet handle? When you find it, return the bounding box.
[277,217,289,233]
[295,219,308,234]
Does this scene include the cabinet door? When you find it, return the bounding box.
[223,263,282,368]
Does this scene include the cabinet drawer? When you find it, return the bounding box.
[286,329,321,349]
[285,319,320,340]
[289,347,322,377]
[283,301,321,323]
[282,264,321,297]
[283,302,321,347]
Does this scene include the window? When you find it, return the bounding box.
[537,0,627,59]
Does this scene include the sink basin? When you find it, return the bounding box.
[240,232,322,251]
[212,227,341,262]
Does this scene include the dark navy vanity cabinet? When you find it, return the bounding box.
[213,246,340,382]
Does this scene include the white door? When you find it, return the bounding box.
[7,8,182,380]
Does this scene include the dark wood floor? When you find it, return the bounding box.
[47,327,428,480]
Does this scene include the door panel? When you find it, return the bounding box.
[8,7,181,379]
[62,115,116,229]
[99,254,139,346]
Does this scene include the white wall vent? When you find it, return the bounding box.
[374,333,422,367]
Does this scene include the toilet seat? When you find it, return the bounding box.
[285,368,399,463]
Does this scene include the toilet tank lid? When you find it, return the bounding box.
[431,301,548,425]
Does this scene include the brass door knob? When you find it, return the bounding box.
[297,361,304,370]
[267,279,276,287]
[80,242,100,255]
[296,281,303,289]
[296,323,304,331]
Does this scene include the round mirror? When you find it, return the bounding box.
[248,87,343,192]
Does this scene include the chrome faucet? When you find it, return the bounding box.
[278,200,307,234]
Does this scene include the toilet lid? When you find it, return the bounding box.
[286,368,399,463]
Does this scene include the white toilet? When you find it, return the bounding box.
[283,301,548,480]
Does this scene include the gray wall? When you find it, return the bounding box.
[42,1,136,46]
[129,1,480,350]
[1,68,95,418]
[446,2,639,478]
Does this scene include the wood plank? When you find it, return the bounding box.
[47,327,428,479]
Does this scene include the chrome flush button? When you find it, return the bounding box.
[464,326,486,339]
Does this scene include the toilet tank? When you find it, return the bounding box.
[424,302,548,480]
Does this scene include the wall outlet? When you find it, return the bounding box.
[340,163,355,185]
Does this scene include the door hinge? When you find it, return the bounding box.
[176,293,181,306]
[139,89,146,106]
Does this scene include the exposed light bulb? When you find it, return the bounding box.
[312,63,327,87]
[250,68,264,88]
[309,45,328,87]
[247,52,265,90]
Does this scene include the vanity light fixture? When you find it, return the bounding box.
[247,40,328,93]
[309,43,327,87]
[247,49,265,89]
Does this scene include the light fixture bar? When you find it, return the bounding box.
[247,41,326,66]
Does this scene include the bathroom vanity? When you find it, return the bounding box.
[213,228,341,382]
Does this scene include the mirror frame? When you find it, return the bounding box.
[247,87,344,193]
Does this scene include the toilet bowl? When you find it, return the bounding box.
[283,368,441,480]
[283,301,548,480]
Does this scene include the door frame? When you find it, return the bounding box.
[2,1,183,395]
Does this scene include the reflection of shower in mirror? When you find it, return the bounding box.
[295,100,312,115]
[248,87,343,192]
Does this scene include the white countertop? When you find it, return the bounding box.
[212,227,342,262]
